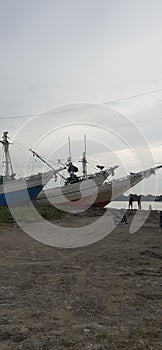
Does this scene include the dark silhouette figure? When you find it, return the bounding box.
[122,214,128,224]
[137,195,142,209]
[129,194,133,209]
[129,194,142,209]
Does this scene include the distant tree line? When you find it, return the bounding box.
[115,194,156,201]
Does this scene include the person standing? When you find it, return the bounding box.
[129,194,133,209]
[137,195,141,209]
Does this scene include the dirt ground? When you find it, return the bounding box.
[0,209,162,350]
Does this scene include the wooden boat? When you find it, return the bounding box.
[0,132,64,206]
[35,136,162,210]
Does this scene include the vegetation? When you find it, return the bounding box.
[0,205,62,224]
[36,205,62,220]
[0,207,14,223]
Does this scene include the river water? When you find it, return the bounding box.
[107,201,162,211]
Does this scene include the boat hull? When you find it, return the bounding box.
[35,172,144,210]
[0,184,43,206]
[35,166,162,210]
[0,171,53,206]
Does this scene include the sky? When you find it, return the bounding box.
[1,0,162,194]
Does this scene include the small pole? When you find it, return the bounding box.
[68,136,72,163]
[82,134,87,178]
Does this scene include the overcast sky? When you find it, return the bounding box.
[1,0,162,194]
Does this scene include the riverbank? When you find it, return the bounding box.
[0,209,162,349]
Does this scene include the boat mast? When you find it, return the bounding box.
[82,134,87,178]
[0,132,15,178]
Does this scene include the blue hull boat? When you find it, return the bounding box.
[0,132,64,207]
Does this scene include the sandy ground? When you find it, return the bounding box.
[0,209,162,350]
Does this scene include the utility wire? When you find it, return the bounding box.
[6,138,162,164]
[103,87,162,104]
[5,116,162,137]
[1,87,162,120]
